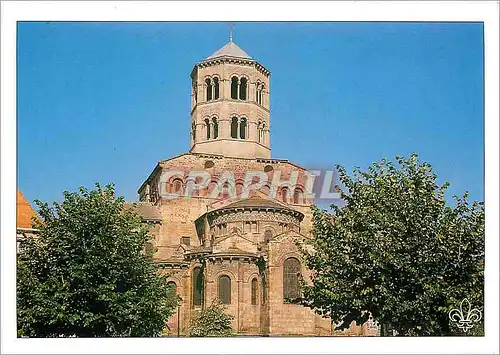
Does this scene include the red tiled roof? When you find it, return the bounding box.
[17,190,38,229]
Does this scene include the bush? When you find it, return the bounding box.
[187,299,234,337]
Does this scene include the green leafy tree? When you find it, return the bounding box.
[300,154,484,336]
[187,299,234,337]
[17,184,178,337]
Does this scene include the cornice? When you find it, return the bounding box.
[191,56,270,77]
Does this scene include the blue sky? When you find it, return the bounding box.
[17,22,484,206]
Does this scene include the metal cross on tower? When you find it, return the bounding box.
[228,22,236,42]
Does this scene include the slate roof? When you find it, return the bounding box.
[206,40,252,60]
[215,195,297,213]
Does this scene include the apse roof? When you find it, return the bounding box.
[214,195,298,213]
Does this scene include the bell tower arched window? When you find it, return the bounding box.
[256,83,265,105]
[231,76,238,99]
[218,275,231,304]
[231,117,238,138]
[212,117,218,139]
[239,77,247,100]
[193,82,198,104]
[213,77,220,100]
[239,118,247,139]
[204,118,211,140]
[205,78,213,102]
[262,123,266,145]
[283,257,301,301]
[258,121,266,144]
[192,122,196,143]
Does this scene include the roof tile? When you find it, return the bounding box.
[16,191,38,229]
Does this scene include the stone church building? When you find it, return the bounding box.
[133,37,378,336]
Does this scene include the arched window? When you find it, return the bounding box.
[293,189,302,204]
[255,82,261,104]
[239,118,247,140]
[212,117,218,139]
[239,77,247,100]
[193,267,204,307]
[205,118,211,140]
[218,275,231,304]
[283,257,301,301]
[193,82,198,103]
[251,278,258,305]
[261,123,266,145]
[231,76,238,99]
[192,122,196,142]
[172,179,183,194]
[260,84,265,106]
[231,117,238,138]
[264,229,273,242]
[167,281,177,296]
[281,187,289,203]
[205,78,212,101]
[213,77,220,100]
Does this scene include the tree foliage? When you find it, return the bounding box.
[300,154,484,336]
[187,299,234,337]
[17,184,178,337]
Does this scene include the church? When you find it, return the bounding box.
[132,35,378,336]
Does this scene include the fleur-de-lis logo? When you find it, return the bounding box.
[449,298,482,333]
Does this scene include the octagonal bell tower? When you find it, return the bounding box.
[189,36,271,159]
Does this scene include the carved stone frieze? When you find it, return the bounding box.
[199,104,223,118]
[210,210,300,226]
[227,103,251,116]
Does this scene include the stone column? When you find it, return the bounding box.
[225,78,230,100]
[237,262,242,332]
[202,122,207,141]
[249,121,258,142]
